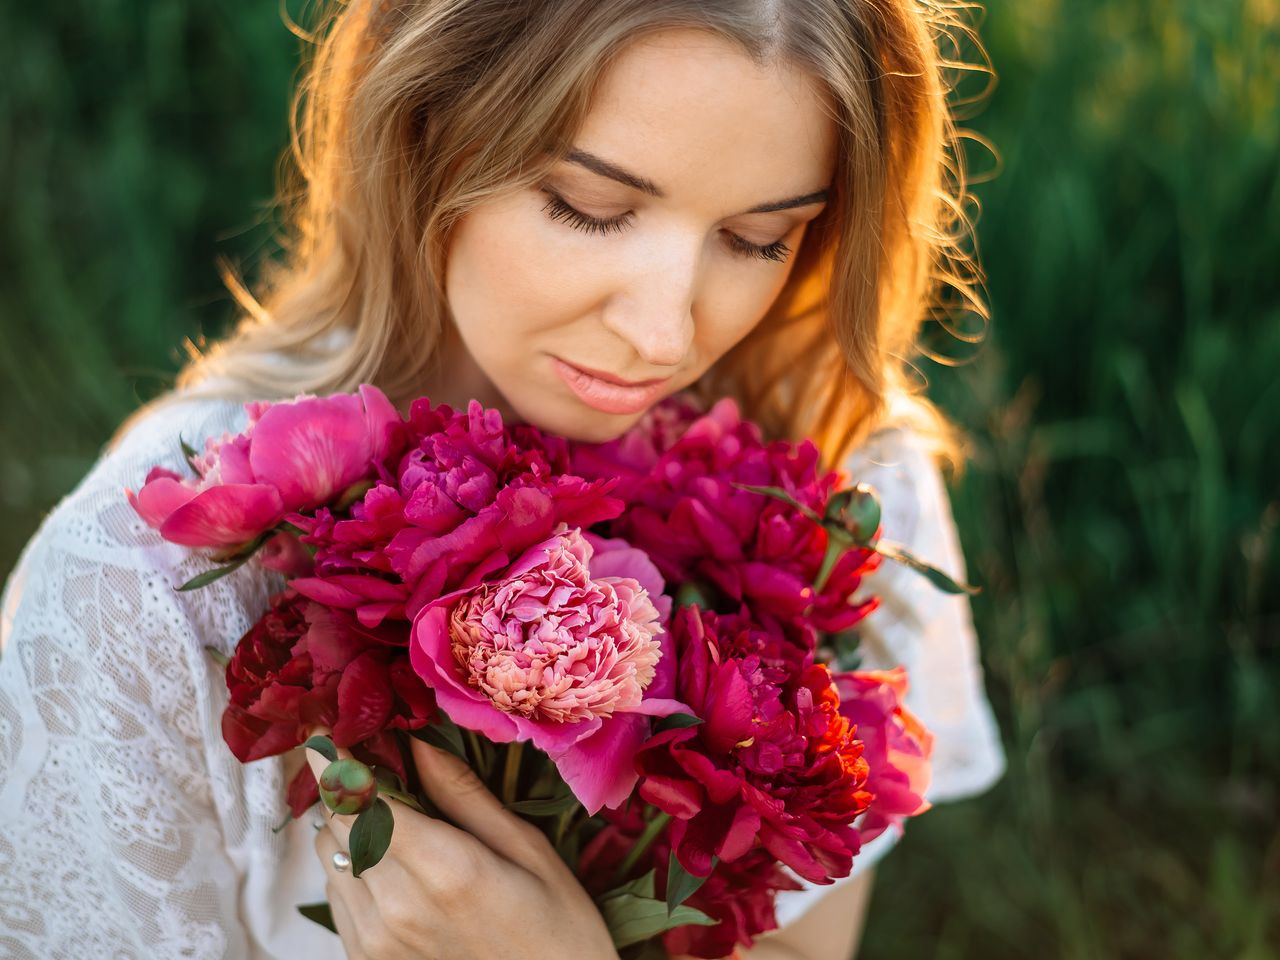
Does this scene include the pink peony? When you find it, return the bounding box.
[127,385,400,550]
[835,667,934,844]
[410,523,686,813]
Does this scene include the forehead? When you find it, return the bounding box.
[570,28,838,204]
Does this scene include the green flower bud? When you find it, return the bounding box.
[674,581,712,610]
[829,484,881,545]
[318,758,379,816]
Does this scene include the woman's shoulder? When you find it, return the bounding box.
[841,419,949,557]
[2,390,275,662]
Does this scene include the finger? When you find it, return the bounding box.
[326,882,368,960]
[304,726,357,847]
[319,818,433,958]
[316,826,389,953]
[408,736,550,875]
[304,726,463,893]
[318,825,369,960]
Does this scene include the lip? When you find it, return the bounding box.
[552,357,672,415]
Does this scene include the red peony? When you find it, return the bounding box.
[221,590,435,808]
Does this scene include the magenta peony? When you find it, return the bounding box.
[290,398,623,626]
[636,605,873,882]
[127,385,400,549]
[575,397,882,656]
[410,523,686,813]
[835,667,934,844]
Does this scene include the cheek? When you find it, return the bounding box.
[444,198,608,346]
[694,247,800,362]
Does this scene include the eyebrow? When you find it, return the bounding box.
[564,147,830,214]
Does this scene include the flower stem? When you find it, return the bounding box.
[554,806,575,847]
[501,742,524,806]
[613,809,673,884]
[465,730,490,780]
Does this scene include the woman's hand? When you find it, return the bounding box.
[304,732,620,960]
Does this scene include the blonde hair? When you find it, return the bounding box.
[165,0,991,475]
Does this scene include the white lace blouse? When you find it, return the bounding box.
[0,391,1005,958]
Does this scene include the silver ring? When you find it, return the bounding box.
[331,850,352,873]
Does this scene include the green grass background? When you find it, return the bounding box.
[2,2,1277,957]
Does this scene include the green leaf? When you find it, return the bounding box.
[378,785,427,815]
[729,482,823,523]
[409,713,468,761]
[209,529,273,564]
[204,645,230,669]
[874,540,982,595]
[665,856,712,915]
[177,558,250,591]
[655,712,703,732]
[179,437,202,475]
[297,902,337,934]
[601,892,717,948]
[372,765,405,793]
[620,940,669,960]
[349,798,394,877]
[600,869,657,901]
[504,792,581,817]
[303,735,339,764]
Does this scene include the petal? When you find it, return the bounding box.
[408,605,519,743]
[158,484,284,548]
[626,697,690,718]
[358,384,402,463]
[250,394,373,510]
[701,663,755,754]
[549,714,648,814]
[331,652,394,746]
[126,472,197,530]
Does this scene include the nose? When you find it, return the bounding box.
[601,240,699,369]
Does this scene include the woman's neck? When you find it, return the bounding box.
[414,320,523,425]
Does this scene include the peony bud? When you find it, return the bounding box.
[318,758,379,816]
[674,581,712,610]
[827,483,881,545]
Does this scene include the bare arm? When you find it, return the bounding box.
[672,868,876,960]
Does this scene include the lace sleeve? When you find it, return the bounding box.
[771,425,1006,929]
[0,395,328,958]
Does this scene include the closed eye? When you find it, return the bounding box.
[539,189,793,264]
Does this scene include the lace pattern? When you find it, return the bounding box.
[0,393,1004,956]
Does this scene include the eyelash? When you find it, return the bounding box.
[539,190,793,264]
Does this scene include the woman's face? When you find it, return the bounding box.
[440,27,838,442]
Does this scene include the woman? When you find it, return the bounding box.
[0,1,1005,957]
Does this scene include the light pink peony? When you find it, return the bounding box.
[835,667,934,844]
[127,385,400,550]
[410,523,687,813]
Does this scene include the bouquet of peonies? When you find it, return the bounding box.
[127,385,967,959]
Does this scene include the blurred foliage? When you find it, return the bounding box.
[862,1,1280,958]
[1,1,1277,958]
